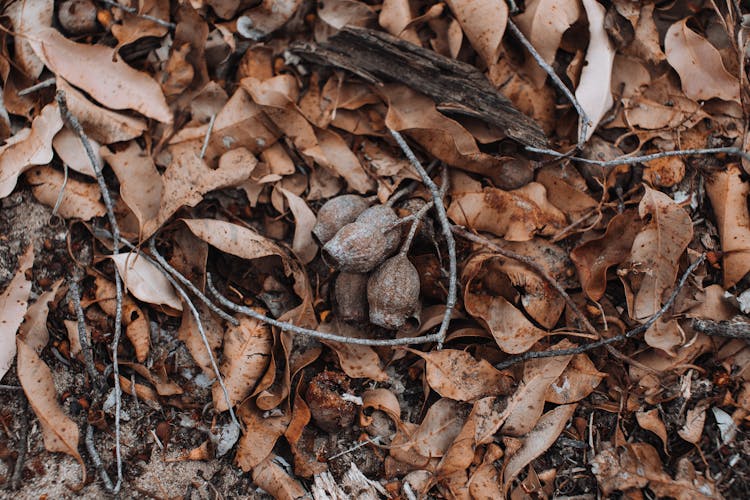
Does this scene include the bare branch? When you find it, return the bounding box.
[526,145,750,166]
[17,77,56,96]
[692,317,750,340]
[69,281,104,391]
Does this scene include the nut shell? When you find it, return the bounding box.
[367,254,420,329]
[356,205,401,255]
[334,272,369,322]
[323,221,388,273]
[313,194,369,244]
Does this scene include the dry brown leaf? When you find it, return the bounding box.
[591,442,721,499]
[448,183,566,241]
[111,0,169,48]
[514,0,581,88]
[622,3,666,65]
[503,404,577,491]
[17,340,85,487]
[0,245,34,381]
[535,165,598,223]
[19,280,63,353]
[212,315,272,412]
[644,154,686,188]
[467,444,504,498]
[407,348,513,402]
[279,188,318,264]
[361,388,402,426]
[177,302,223,377]
[620,187,693,321]
[636,408,669,453]
[29,28,172,122]
[55,79,147,144]
[316,0,376,31]
[502,342,574,436]
[110,252,182,311]
[94,276,151,362]
[410,398,468,458]
[0,102,63,199]
[143,143,254,238]
[318,320,388,381]
[52,126,98,177]
[240,0,303,37]
[314,127,376,194]
[236,402,291,471]
[183,218,287,261]
[102,142,162,238]
[26,166,105,220]
[118,374,159,403]
[571,210,642,301]
[251,455,307,499]
[678,403,707,444]
[7,0,53,79]
[576,0,615,141]
[665,19,740,102]
[705,164,750,288]
[379,0,419,44]
[445,0,507,67]
[545,353,605,405]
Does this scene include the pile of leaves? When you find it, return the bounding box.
[1,0,749,498]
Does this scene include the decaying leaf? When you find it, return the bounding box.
[545,353,606,405]
[445,0,507,67]
[26,166,105,220]
[110,252,182,311]
[94,275,151,363]
[636,408,669,453]
[279,188,318,264]
[251,455,307,499]
[236,402,291,471]
[0,245,34,381]
[665,19,740,102]
[52,126,98,177]
[213,315,273,412]
[409,398,468,458]
[29,28,173,122]
[318,320,388,381]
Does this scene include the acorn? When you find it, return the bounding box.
[334,272,368,322]
[367,254,420,329]
[323,221,389,272]
[355,204,401,255]
[313,194,370,244]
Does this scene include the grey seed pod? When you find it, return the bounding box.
[313,194,370,244]
[334,272,369,322]
[355,204,401,255]
[58,0,99,35]
[323,221,389,272]
[367,254,420,329]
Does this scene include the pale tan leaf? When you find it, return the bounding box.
[251,456,307,499]
[279,188,318,264]
[379,0,420,44]
[678,404,707,444]
[361,388,402,425]
[705,164,750,288]
[110,252,182,310]
[407,348,513,402]
[26,166,105,220]
[317,0,376,30]
[240,0,303,36]
[319,320,388,382]
[503,404,577,491]
[545,353,606,405]
[17,341,85,486]
[7,0,53,79]
[636,408,669,453]
[576,0,615,141]
[212,316,272,412]
[665,19,740,102]
[0,245,34,381]
[30,28,173,122]
[56,79,147,144]
[52,126,98,177]
[177,302,223,376]
[410,398,468,458]
[514,0,581,88]
[18,279,63,353]
[93,276,151,361]
[183,218,286,261]
[0,102,63,198]
[314,127,376,194]
[64,320,83,359]
[236,402,291,471]
[445,0,508,67]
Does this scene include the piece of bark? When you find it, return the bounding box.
[290,26,547,148]
[692,317,750,340]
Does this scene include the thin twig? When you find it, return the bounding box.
[17,77,56,96]
[56,90,123,493]
[0,385,23,391]
[526,146,750,167]
[389,129,456,348]
[85,424,115,492]
[506,20,589,148]
[452,226,599,337]
[208,274,443,346]
[385,159,440,207]
[494,254,705,370]
[10,398,29,490]
[100,0,176,29]
[51,163,69,217]
[199,114,216,160]
[692,317,750,340]
[69,281,104,391]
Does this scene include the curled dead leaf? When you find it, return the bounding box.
[110,252,182,311]
[0,245,34,381]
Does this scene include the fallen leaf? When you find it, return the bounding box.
[545,353,605,404]
[514,0,581,88]
[0,245,34,381]
[0,102,63,199]
[110,252,182,311]
[7,0,53,79]
[94,276,151,362]
[29,28,173,122]
[409,398,468,458]
[251,455,307,499]
[26,166,105,220]
[52,126,99,177]
[665,18,740,102]
[705,164,750,288]
[240,0,303,37]
[318,320,388,381]
[379,0,420,44]
[576,0,615,141]
[636,408,669,453]
[445,0,507,67]
[183,218,286,261]
[279,188,318,264]
[678,403,707,444]
[19,280,63,352]
[407,348,513,402]
[467,444,504,498]
[177,302,223,377]
[503,404,577,491]
[236,402,291,471]
[317,0,376,30]
[213,315,273,412]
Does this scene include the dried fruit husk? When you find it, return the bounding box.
[305,370,357,433]
[334,272,368,322]
[355,204,401,255]
[313,194,370,244]
[323,221,389,272]
[367,254,420,329]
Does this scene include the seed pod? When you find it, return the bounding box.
[305,370,357,433]
[367,254,420,329]
[334,272,368,322]
[58,0,99,35]
[356,204,401,255]
[323,221,388,272]
[313,194,370,244]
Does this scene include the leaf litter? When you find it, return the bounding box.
[0,0,748,498]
